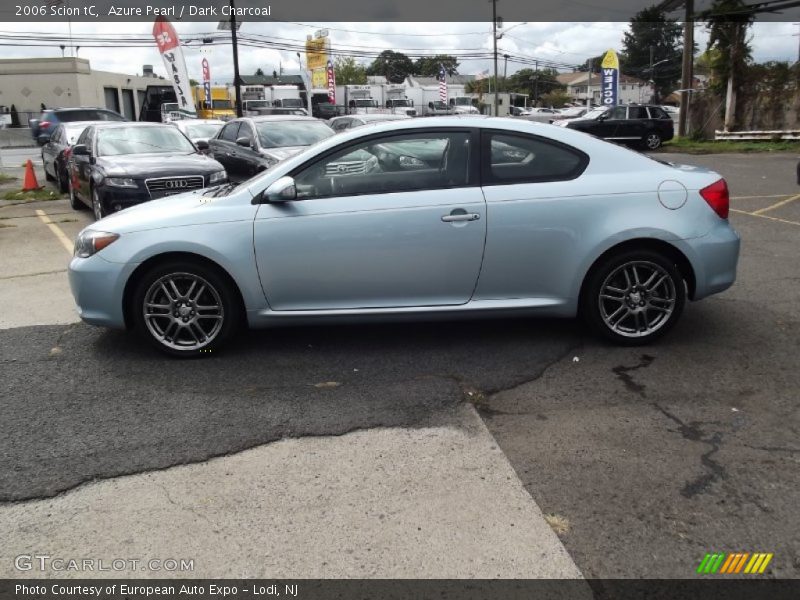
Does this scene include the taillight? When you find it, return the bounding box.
[64,147,72,159]
[699,179,729,219]
[39,120,51,128]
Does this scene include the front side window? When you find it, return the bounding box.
[219,122,241,142]
[292,131,472,200]
[482,131,587,185]
[608,106,627,120]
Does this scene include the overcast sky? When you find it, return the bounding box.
[1,20,797,84]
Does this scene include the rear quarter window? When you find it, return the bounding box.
[481,131,589,185]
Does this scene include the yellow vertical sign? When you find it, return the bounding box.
[305,37,328,71]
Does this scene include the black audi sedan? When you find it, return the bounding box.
[67,122,227,220]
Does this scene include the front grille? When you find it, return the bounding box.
[145,176,205,198]
[325,161,367,176]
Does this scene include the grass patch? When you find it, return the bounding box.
[661,138,800,154]
[2,189,64,201]
[0,173,17,183]
[544,513,571,536]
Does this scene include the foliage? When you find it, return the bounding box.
[414,55,460,77]
[255,68,265,76]
[621,6,684,100]
[334,57,368,85]
[539,90,572,108]
[10,104,20,128]
[189,78,199,88]
[703,0,754,95]
[506,68,564,104]
[366,50,414,84]
[466,77,498,95]
[580,55,605,73]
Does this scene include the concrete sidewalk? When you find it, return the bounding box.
[1,405,581,579]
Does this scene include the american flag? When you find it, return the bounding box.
[326,61,336,104]
[438,64,448,103]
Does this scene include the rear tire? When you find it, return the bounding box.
[643,132,662,150]
[581,249,685,346]
[57,159,69,193]
[131,260,240,358]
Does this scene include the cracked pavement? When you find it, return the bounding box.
[1,150,798,578]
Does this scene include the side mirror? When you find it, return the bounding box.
[236,136,253,148]
[597,113,607,121]
[195,140,209,152]
[428,102,434,109]
[261,176,296,203]
[72,144,90,156]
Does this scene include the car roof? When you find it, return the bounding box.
[245,115,320,123]
[50,107,114,112]
[175,119,225,126]
[89,122,177,130]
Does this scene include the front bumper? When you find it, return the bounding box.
[68,254,138,329]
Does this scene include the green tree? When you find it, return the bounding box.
[703,0,754,94]
[189,78,199,87]
[507,68,564,104]
[334,57,367,85]
[255,68,265,76]
[621,5,684,100]
[413,55,460,77]
[366,50,414,84]
[580,55,605,73]
[539,90,571,108]
[10,104,20,128]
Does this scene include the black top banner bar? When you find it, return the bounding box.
[1,0,799,22]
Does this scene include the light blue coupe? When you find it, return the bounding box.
[68,117,740,356]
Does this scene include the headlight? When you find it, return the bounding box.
[74,230,120,258]
[209,170,227,184]
[106,177,137,188]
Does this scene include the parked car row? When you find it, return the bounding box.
[44,103,673,226]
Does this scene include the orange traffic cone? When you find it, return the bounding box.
[22,159,40,191]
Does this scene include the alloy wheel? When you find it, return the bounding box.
[645,134,662,150]
[598,260,676,338]
[92,188,104,220]
[142,272,225,352]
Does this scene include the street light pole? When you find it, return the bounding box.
[229,0,243,117]
[492,0,499,117]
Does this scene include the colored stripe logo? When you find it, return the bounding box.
[697,552,773,574]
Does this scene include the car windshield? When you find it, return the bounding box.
[211,99,232,109]
[454,98,471,105]
[390,100,410,106]
[57,110,124,122]
[185,123,223,139]
[584,108,608,119]
[246,101,270,109]
[561,108,586,117]
[255,121,334,148]
[354,99,378,108]
[96,126,196,156]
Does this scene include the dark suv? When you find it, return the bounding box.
[30,107,125,145]
[566,104,674,150]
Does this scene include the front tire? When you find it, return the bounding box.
[57,159,69,193]
[68,176,83,210]
[92,186,106,220]
[131,261,240,357]
[643,132,662,150]
[582,249,685,346]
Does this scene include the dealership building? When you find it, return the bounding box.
[0,57,165,121]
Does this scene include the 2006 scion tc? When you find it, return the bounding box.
[68,117,740,357]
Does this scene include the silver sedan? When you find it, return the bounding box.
[68,117,740,356]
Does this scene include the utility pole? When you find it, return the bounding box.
[503,54,509,90]
[492,0,499,117]
[229,0,243,117]
[533,59,539,107]
[678,0,693,137]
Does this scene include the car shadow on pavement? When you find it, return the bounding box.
[2,317,581,502]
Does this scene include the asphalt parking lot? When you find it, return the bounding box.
[0,148,798,579]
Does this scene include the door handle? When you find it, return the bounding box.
[441,213,480,223]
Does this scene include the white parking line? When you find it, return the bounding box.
[34,209,73,254]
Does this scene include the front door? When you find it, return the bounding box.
[253,129,486,311]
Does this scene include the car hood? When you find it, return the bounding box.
[97,153,224,177]
[88,185,247,234]
[260,146,307,161]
